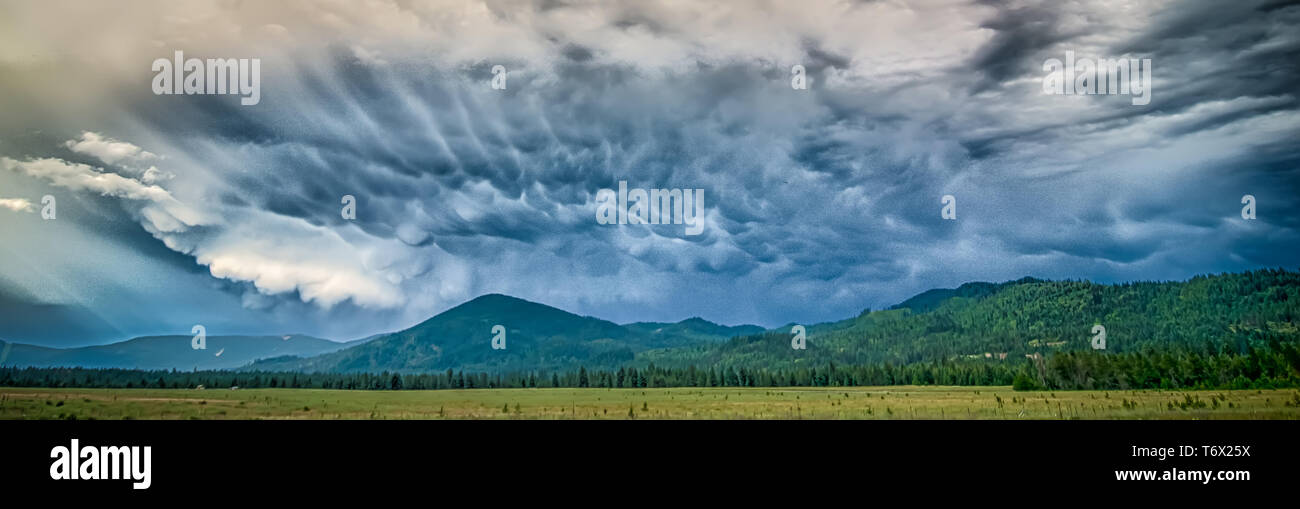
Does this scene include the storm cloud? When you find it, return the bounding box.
[0,0,1296,346]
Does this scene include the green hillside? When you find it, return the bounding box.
[623,318,765,346]
[640,269,1299,369]
[248,269,1299,376]
[249,294,764,373]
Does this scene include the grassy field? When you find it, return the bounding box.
[2,386,1299,420]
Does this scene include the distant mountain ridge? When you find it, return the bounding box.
[0,334,374,371]
[623,317,765,345]
[888,279,1035,313]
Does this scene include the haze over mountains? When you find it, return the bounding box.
[0,334,376,371]
[0,294,767,372]
[3,269,1296,374]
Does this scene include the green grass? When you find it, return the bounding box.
[2,386,1299,420]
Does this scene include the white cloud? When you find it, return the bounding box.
[195,224,407,309]
[0,197,34,213]
[3,156,167,202]
[3,135,410,311]
[0,156,207,233]
[64,131,158,166]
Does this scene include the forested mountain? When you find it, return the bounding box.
[247,269,1298,376]
[888,280,1014,313]
[0,334,369,371]
[640,269,1299,370]
[623,318,765,346]
[248,294,765,373]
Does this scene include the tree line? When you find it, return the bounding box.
[643,269,1300,370]
[4,341,1297,391]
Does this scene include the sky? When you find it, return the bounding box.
[0,0,1297,347]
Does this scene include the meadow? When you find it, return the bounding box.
[2,386,1299,420]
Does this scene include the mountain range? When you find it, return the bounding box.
[247,294,763,373]
[2,269,1296,374]
[0,294,765,372]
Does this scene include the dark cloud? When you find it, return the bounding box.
[0,0,1296,345]
[968,1,1069,90]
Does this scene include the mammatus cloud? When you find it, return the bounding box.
[0,0,1296,344]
